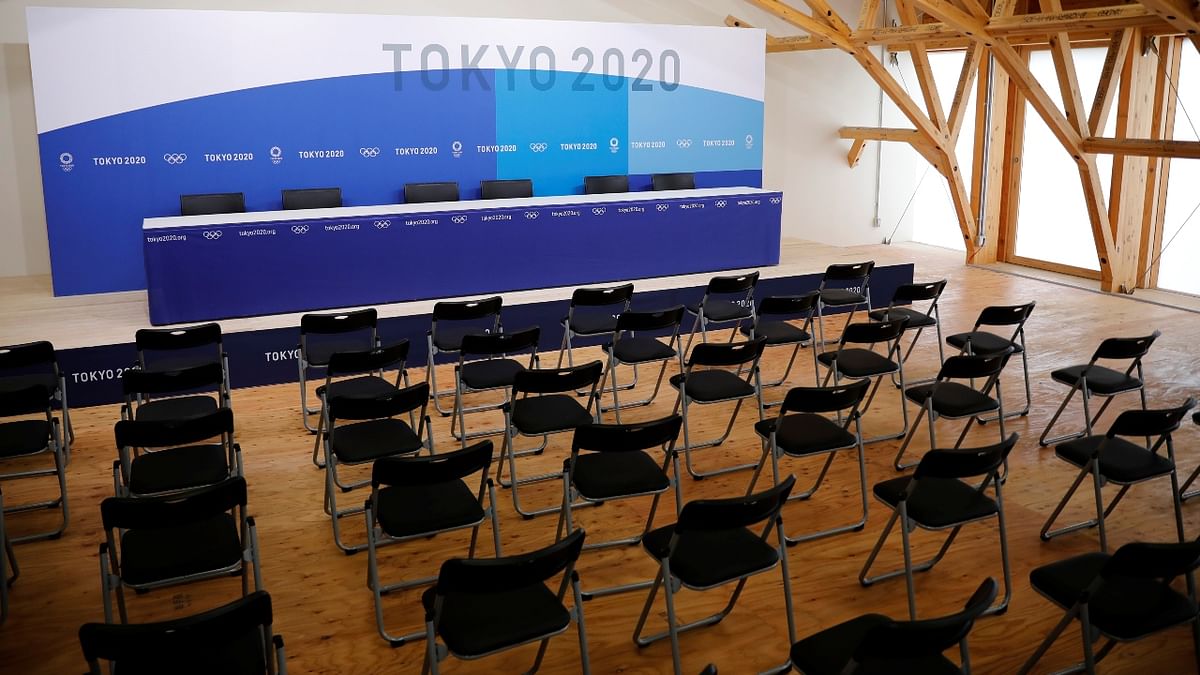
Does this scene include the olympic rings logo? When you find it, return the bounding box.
[163,153,187,165]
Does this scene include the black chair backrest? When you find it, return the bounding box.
[914,434,1019,481]
[975,302,1036,328]
[282,187,342,210]
[460,327,540,358]
[616,306,685,333]
[758,293,818,317]
[0,383,52,417]
[571,283,634,308]
[1107,398,1196,439]
[115,408,233,450]
[79,591,274,674]
[890,279,947,304]
[937,350,1012,381]
[652,172,696,191]
[300,308,377,335]
[572,415,683,454]
[404,181,459,203]
[480,179,533,200]
[676,475,796,534]
[180,192,245,216]
[584,174,629,194]
[327,382,429,422]
[1093,330,1161,361]
[373,441,492,488]
[135,323,223,353]
[0,340,58,374]
[855,578,998,663]
[840,317,909,345]
[823,261,874,282]
[122,362,225,397]
[688,338,767,368]
[706,271,759,295]
[101,477,246,531]
[434,529,585,595]
[514,362,603,395]
[326,341,409,378]
[1103,540,1200,581]
[780,380,871,415]
[432,296,503,322]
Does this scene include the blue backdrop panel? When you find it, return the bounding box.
[628,85,763,175]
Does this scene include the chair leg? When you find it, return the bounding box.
[899,502,918,619]
[1016,606,1080,675]
[987,485,1013,616]
[894,403,930,471]
[1039,386,1081,447]
[683,399,756,479]
[858,511,900,587]
[1039,461,1112,552]
[572,572,592,675]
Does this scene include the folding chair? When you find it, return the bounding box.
[0,340,73,453]
[1039,331,1160,447]
[633,476,798,675]
[121,362,230,423]
[113,407,241,498]
[652,172,696,191]
[868,279,948,387]
[1017,540,1200,675]
[747,380,871,544]
[1040,399,1195,553]
[321,382,433,553]
[452,327,540,446]
[309,342,410,468]
[670,338,767,479]
[945,302,1036,421]
[79,591,286,675]
[740,293,819,405]
[298,307,378,432]
[366,441,502,646]
[817,316,910,444]
[556,283,634,376]
[860,434,1017,620]
[893,350,1013,473]
[0,488,15,625]
[682,272,759,356]
[98,477,263,624]
[426,296,503,417]
[556,415,684,598]
[815,261,874,348]
[1186,411,1200,501]
[134,322,228,382]
[597,306,686,423]
[498,362,602,518]
[421,529,590,675]
[790,578,998,675]
[0,383,68,542]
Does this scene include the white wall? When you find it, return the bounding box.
[0,0,919,280]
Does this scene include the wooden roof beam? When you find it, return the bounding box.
[1083,137,1200,157]
[1137,0,1200,51]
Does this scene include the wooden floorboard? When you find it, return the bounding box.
[3,244,1200,673]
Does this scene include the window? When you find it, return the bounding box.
[1156,46,1200,296]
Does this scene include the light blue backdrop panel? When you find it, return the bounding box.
[629,85,764,174]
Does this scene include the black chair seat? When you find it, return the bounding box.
[511,395,592,435]
[818,349,899,378]
[904,382,999,418]
[755,414,856,456]
[119,513,243,586]
[669,370,755,402]
[316,376,397,400]
[570,451,669,500]
[789,613,962,675]
[134,396,219,423]
[945,331,1022,355]
[306,337,376,367]
[128,444,229,495]
[0,373,59,396]
[607,336,676,364]
[1050,365,1142,395]
[868,307,937,329]
[565,313,619,336]
[873,476,998,528]
[421,583,570,657]
[740,320,811,345]
[1030,552,1199,641]
[1055,436,1175,483]
[642,525,778,589]
[820,289,867,307]
[460,358,525,391]
[376,480,484,538]
[686,300,753,323]
[331,419,423,464]
[0,419,51,458]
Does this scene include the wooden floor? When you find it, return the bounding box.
[3,242,1200,674]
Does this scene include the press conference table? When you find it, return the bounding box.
[142,187,783,325]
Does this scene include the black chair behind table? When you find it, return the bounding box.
[426,296,503,417]
[683,271,759,356]
[597,306,686,424]
[79,591,286,675]
[452,327,541,448]
[791,578,998,675]
[651,173,696,191]
[817,316,910,444]
[282,186,342,210]
[404,181,460,204]
[134,322,227,385]
[632,475,798,675]
[945,301,1036,421]
[297,307,379,432]
[0,383,69,543]
[815,261,874,348]
[309,341,410,468]
[859,434,1017,620]
[0,488,17,625]
[480,178,534,199]
[114,407,241,499]
[583,174,629,195]
[868,279,948,386]
[1017,540,1200,675]
[0,340,74,452]
[741,293,820,405]
[365,440,502,646]
[1040,399,1195,552]
[121,362,230,424]
[98,477,263,624]
[420,529,591,675]
[180,192,245,216]
[1039,330,1161,447]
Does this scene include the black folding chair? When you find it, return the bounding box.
[1039,331,1160,447]
[121,362,230,423]
[556,283,634,377]
[452,327,540,446]
[556,415,684,598]
[0,383,68,542]
[868,279,948,387]
[860,434,1017,620]
[945,302,1036,421]
[113,407,241,498]
[79,591,286,675]
[1040,399,1195,552]
[421,529,590,675]
[498,362,602,518]
[790,578,998,675]
[740,293,820,405]
[366,441,502,646]
[0,340,74,452]
[815,261,874,348]
[134,322,228,383]
[748,380,871,544]
[817,317,910,444]
[652,172,696,190]
[597,306,686,423]
[1017,540,1200,675]
[682,272,759,356]
[426,296,503,417]
[297,307,378,432]
[309,342,410,468]
[0,487,15,625]
[670,338,767,479]
[98,477,263,623]
[633,476,798,675]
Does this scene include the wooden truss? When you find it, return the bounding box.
[730,0,1198,292]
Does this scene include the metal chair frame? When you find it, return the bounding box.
[743,293,820,407]
[297,308,379,432]
[818,317,910,445]
[597,306,687,423]
[682,272,759,356]
[0,383,68,543]
[815,261,874,348]
[426,297,503,417]
[947,302,1036,422]
[451,327,541,446]
[870,279,948,388]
